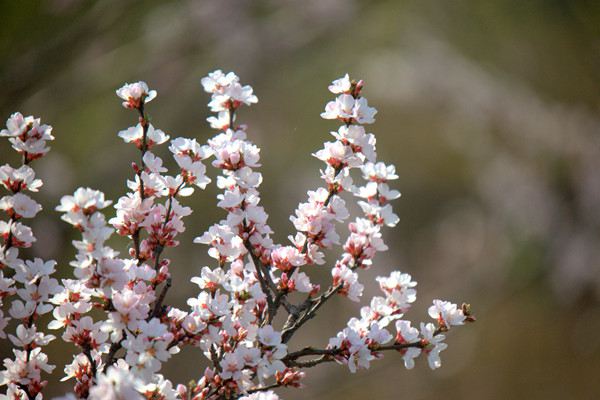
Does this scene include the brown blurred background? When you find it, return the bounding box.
[1,0,600,398]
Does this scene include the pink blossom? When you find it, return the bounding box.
[0,72,473,399]
[116,81,157,109]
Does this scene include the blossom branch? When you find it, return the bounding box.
[0,72,474,400]
[0,113,57,399]
[131,105,150,263]
[281,274,345,343]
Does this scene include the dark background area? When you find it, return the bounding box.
[1,1,600,398]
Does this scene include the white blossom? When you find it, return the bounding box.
[0,72,472,399]
[428,300,466,327]
[116,81,157,109]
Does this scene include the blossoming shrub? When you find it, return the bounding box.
[0,71,474,399]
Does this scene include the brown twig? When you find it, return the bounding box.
[151,276,172,318]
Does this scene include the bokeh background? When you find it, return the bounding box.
[1,0,600,398]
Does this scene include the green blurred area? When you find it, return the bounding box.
[2,0,600,398]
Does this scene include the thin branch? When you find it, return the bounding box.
[151,276,172,318]
[246,382,282,394]
[269,165,343,323]
[147,181,185,319]
[132,105,150,264]
[248,245,275,324]
[281,278,344,343]
[286,355,330,369]
[283,341,425,369]
[103,339,124,373]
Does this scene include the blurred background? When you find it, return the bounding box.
[1,0,600,398]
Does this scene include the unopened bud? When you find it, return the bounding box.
[461,303,476,322]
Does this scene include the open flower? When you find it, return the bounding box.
[116,81,157,109]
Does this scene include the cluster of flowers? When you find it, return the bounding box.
[0,71,474,400]
[0,113,59,398]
